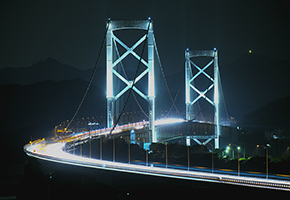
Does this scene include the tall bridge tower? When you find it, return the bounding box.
[106,19,156,143]
[185,49,220,149]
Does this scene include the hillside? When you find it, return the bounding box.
[220,53,290,117]
[0,58,92,85]
[0,79,106,135]
[0,79,107,163]
[239,96,290,128]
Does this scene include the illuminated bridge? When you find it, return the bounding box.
[24,19,290,192]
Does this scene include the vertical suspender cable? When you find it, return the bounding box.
[153,34,184,119]
[65,21,110,131]
[218,70,230,120]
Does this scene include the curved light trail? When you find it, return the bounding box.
[24,119,290,192]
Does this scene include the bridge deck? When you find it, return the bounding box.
[24,122,290,192]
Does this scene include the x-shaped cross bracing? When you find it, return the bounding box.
[189,59,214,106]
[112,33,149,101]
[185,49,220,149]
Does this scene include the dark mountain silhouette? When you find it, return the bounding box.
[0,78,107,163]
[0,79,106,135]
[0,57,93,85]
[239,96,290,128]
[220,53,290,118]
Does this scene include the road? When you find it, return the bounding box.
[24,120,290,192]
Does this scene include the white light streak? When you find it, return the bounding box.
[24,121,290,191]
[154,118,185,126]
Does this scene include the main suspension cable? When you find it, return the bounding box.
[218,69,230,120]
[153,34,184,119]
[165,69,184,118]
[65,21,110,131]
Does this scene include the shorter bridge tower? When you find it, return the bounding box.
[185,49,220,149]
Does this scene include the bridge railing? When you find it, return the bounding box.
[54,110,185,137]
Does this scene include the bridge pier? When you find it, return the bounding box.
[130,129,136,144]
[186,136,191,146]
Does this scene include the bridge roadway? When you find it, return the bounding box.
[24,119,290,192]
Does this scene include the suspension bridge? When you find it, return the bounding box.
[24,19,290,192]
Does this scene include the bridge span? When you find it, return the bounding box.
[24,120,290,192]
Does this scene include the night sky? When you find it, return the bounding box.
[1,0,289,73]
[1,0,290,119]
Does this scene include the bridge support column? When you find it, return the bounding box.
[186,136,191,146]
[106,21,114,128]
[213,50,220,149]
[130,129,136,144]
[149,97,156,143]
[107,97,114,128]
[148,23,156,143]
[185,51,191,120]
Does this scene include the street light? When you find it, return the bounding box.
[257,144,270,179]
[89,129,91,158]
[100,137,102,160]
[128,139,130,164]
[159,140,168,168]
[229,143,241,176]
[113,137,115,162]
[204,142,214,173]
[187,144,190,171]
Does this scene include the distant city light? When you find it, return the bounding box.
[249,50,252,53]
[88,122,99,126]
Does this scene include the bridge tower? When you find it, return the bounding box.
[106,19,156,143]
[185,49,220,149]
